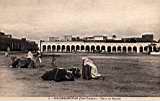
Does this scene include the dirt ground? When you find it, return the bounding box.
[0,53,159,97]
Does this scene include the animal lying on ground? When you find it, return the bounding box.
[41,67,81,82]
[10,56,36,68]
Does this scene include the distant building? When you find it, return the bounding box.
[64,35,72,41]
[0,32,12,38]
[122,37,143,42]
[142,34,153,42]
[72,37,82,41]
[0,32,38,51]
[0,32,5,36]
[93,35,107,41]
[49,37,59,42]
[48,35,73,42]
[122,34,154,43]
[47,33,155,43]
[84,36,94,41]
[84,35,107,42]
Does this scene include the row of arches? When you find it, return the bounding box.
[42,45,157,53]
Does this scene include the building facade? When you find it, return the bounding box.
[40,41,160,53]
[40,34,160,54]
[64,35,72,41]
[0,32,38,52]
[49,37,59,42]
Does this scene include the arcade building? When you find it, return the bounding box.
[40,33,160,54]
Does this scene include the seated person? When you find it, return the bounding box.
[82,57,101,80]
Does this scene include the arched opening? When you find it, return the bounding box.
[91,45,95,52]
[107,46,111,53]
[133,46,137,53]
[139,46,143,53]
[144,46,148,52]
[112,46,116,53]
[62,45,65,52]
[117,46,121,53]
[86,45,90,52]
[71,45,75,52]
[43,45,46,52]
[52,45,56,52]
[76,45,80,51]
[122,46,127,53]
[57,45,61,52]
[149,46,152,52]
[66,45,70,52]
[81,45,84,51]
[96,45,100,53]
[47,45,51,52]
[128,46,132,53]
[101,45,105,52]
[153,46,157,52]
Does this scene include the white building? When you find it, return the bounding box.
[41,34,160,54]
[48,37,59,42]
[40,41,160,54]
[64,35,72,41]
[85,35,107,41]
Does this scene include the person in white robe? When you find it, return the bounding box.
[82,57,101,79]
[27,51,34,60]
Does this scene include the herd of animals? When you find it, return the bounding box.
[9,51,103,82]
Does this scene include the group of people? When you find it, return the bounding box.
[41,56,103,82]
[10,50,102,81]
[11,51,42,68]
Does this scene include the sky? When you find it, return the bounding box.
[0,0,160,41]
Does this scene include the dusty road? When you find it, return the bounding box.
[0,53,159,97]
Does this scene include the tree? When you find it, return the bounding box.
[76,37,80,41]
[112,35,117,39]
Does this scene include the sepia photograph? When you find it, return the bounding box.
[0,0,160,100]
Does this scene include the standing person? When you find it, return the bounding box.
[51,55,56,67]
[4,47,10,57]
[35,50,42,64]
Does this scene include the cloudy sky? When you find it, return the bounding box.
[0,0,160,40]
